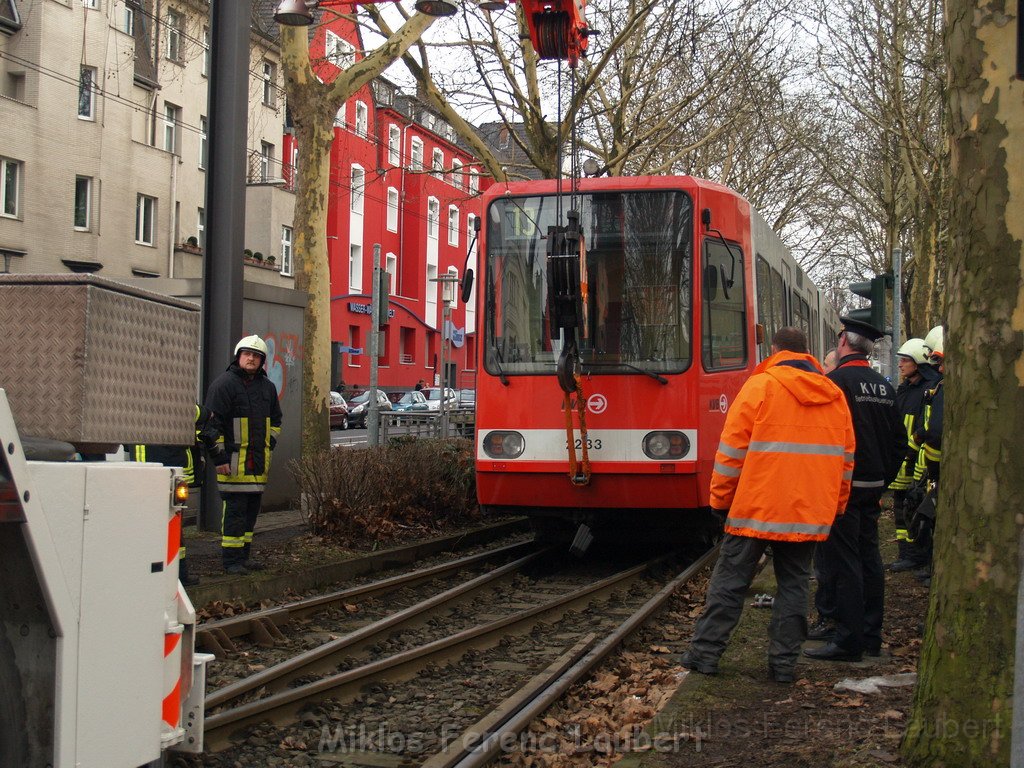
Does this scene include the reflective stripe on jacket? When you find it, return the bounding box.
[204,363,283,493]
[711,350,855,543]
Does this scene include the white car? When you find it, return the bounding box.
[422,387,458,411]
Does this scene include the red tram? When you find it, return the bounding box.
[469,176,838,543]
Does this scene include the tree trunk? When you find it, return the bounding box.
[901,1,1023,764]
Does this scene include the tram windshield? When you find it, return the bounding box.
[484,190,693,376]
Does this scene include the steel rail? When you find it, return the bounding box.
[425,545,719,768]
[197,540,535,656]
[203,558,659,749]
[205,548,547,709]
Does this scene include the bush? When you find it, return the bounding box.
[292,437,479,543]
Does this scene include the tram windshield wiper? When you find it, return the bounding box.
[582,360,668,384]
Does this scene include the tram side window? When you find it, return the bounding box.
[755,256,773,360]
[702,239,747,370]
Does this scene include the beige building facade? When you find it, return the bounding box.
[0,0,295,288]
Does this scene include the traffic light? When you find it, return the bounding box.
[848,274,893,332]
[377,269,390,327]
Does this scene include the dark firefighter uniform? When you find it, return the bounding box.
[888,364,940,560]
[815,350,906,656]
[204,358,282,570]
[126,404,213,585]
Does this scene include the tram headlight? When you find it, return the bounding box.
[482,431,525,459]
[642,431,690,460]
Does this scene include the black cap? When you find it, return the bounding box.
[839,316,885,342]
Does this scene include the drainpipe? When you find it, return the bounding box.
[167,154,178,277]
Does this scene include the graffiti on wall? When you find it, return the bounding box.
[261,331,303,400]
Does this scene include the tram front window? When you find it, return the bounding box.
[484,190,693,376]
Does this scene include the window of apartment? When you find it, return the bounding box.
[280,225,293,276]
[349,243,362,291]
[427,197,439,239]
[386,252,397,294]
[166,10,183,62]
[467,214,478,254]
[82,0,98,8]
[2,158,21,218]
[451,158,463,189]
[388,124,400,165]
[468,168,479,194]
[199,115,208,169]
[262,61,276,107]
[78,66,97,120]
[163,103,180,154]
[197,207,205,250]
[355,101,368,138]
[136,194,156,245]
[350,165,364,214]
[74,176,91,230]
[431,148,444,179]
[334,104,345,128]
[410,137,423,171]
[123,3,135,34]
[261,141,274,182]
[386,187,399,232]
[324,31,355,69]
[447,205,459,246]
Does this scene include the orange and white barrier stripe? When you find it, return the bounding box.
[162,498,186,741]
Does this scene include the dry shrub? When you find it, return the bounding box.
[292,437,479,543]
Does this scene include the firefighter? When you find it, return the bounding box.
[805,317,906,661]
[204,335,283,575]
[126,404,213,586]
[906,325,945,583]
[681,327,855,683]
[887,337,940,571]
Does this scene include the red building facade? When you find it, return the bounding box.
[305,18,488,395]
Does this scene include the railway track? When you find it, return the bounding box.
[197,545,719,765]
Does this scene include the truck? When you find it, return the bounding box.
[0,275,212,766]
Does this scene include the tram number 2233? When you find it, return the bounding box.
[566,437,602,450]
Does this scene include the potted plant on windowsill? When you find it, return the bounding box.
[178,236,202,254]
[266,254,276,267]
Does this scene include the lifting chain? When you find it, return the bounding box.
[562,371,591,486]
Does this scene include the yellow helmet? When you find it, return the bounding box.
[896,338,930,365]
[923,325,944,357]
[234,334,268,359]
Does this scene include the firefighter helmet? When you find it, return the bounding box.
[924,325,944,358]
[234,334,268,360]
[896,338,930,365]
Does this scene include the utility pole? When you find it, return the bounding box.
[368,244,382,446]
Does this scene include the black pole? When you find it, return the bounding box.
[200,0,249,530]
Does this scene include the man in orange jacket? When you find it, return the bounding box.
[682,327,855,683]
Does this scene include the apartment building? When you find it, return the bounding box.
[308,16,487,393]
[0,0,294,286]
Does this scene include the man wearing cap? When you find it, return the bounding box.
[204,335,283,575]
[805,318,906,661]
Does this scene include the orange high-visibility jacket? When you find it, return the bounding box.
[711,350,855,542]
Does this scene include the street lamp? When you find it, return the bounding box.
[274,0,457,25]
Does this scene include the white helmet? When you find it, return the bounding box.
[234,334,268,359]
[896,338,930,365]
[924,325,944,357]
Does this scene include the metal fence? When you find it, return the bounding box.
[377,409,475,441]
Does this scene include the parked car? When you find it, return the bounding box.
[329,391,349,430]
[421,387,458,411]
[392,390,428,412]
[346,389,393,428]
[457,389,476,409]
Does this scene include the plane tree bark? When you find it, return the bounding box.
[901,0,1023,763]
[278,12,435,458]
